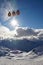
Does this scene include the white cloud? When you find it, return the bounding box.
[0,25,10,39]
[0,25,43,40]
[0,0,13,21]
[12,27,43,40]
[0,24,17,40]
[15,27,39,37]
[0,25,10,32]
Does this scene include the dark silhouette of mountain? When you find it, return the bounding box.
[0,39,43,52]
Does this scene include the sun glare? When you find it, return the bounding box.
[10,19,19,28]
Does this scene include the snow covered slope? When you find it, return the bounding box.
[0,45,43,65]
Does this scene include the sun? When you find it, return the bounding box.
[10,18,19,28]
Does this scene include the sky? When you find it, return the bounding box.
[16,0,43,28]
[0,0,43,41]
[0,0,43,31]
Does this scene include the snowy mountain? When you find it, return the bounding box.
[0,44,43,65]
[0,39,43,52]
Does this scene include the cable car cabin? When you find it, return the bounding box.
[16,10,20,15]
[12,11,16,16]
[8,10,20,17]
[8,12,11,16]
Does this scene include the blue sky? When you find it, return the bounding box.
[0,0,43,29]
[16,0,43,28]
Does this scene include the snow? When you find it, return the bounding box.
[0,46,43,65]
[0,55,43,65]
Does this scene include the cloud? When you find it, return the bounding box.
[13,27,43,40]
[0,25,43,40]
[0,25,10,39]
[0,24,17,39]
[0,0,13,21]
[0,25,10,32]
[37,30,43,40]
[15,27,39,37]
